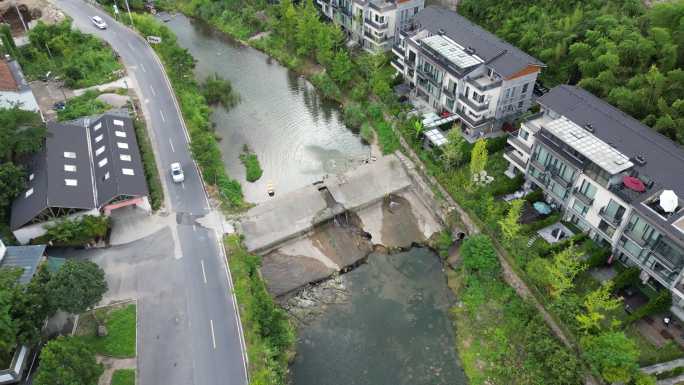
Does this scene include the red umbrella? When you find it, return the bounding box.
[623,176,646,192]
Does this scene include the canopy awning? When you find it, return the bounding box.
[623,176,646,192]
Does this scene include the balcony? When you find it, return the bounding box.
[442,86,455,98]
[364,30,388,43]
[572,188,595,206]
[458,93,489,112]
[507,135,532,154]
[623,226,655,248]
[390,59,404,72]
[365,17,388,30]
[458,110,492,130]
[415,65,441,87]
[504,148,526,171]
[466,75,502,92]
[392,45,404,58]
[549,168,573,188]
[598,207,623,227]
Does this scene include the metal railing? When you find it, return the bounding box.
[364,17,388,30]
[458,93,489,112]
[572,187,595,206]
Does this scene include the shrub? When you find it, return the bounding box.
[523,188,544,204]
[20,20,122,88]
[360,123,374,144]
[201,73,240,109]
[375,121,400,154]
[627,290,673,323]
[226,235,294,383]
[581,331,639,383]
[133,119,163,210]
[612,267,640,292]
[460,235,500,277]
[521,213,561,234]
[311,73,341,101]
[57,90,111,121]
[584,244,612,268]
[434,230,453,259]
[342,102,366,130]
[36,215,110,247]
[239,149,263,183]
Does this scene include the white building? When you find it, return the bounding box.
[392,6,544,139]
[505,85,684,317]
[316,0,424,52]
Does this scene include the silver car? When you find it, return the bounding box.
[91,16,107,29]
[170,162,184,183]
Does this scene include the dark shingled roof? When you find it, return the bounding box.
[10,114,148,230]
[2,245,45,284]
[414,6,544,79]
[538,85,684,244]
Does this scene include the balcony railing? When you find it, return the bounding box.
[549,168,573,188]
[622,226,656,248]
[458,110,491,129]
[504,148,526,170]
[598,207,623,227]
[415,65,441,86]
[392,45,405,58]
[466,76,502,92]
[458,93,489,112]
[507,135,532,154]
[572,188,595,206]
[363,30,388,44]
[442,86,455,98]
[364,18,388,30]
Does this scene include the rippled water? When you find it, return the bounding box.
[291,248,467,385]
[165,15,369,203]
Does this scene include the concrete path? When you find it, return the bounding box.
[97,356,136,385]
[73,76,131,96]
[642,358,684,375]
[657,374,684,385]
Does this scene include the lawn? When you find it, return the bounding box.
[75,303,136,358]
[111,369,135,385]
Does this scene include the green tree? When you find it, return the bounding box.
[0,107,45,162]
[581,331,639,383]
[48,260,107,314]
[576,282,622,333]
[498,199,524,243]
[527,245,585,299]
[0,269,20,358]
[34,336,103,385]
[0,163,25,217]
[469,138,488,177]
[440,126,467,169]
[460,235,500,278]
[329,50,353,86]
[0,24,16,57]
[12,266,56,345]
[294,0,319,57]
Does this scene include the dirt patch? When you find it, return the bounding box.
[311,212,373,268]
[261,252,335,297]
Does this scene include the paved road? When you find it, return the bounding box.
[52,1,248,384]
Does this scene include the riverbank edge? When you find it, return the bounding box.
[152,6,588,384]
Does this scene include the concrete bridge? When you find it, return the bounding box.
[239,155,413,254]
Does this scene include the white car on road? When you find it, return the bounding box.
[170,162,184,183]
[91,16,107,29]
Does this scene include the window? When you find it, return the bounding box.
[64,164,77,172]
[96,146,106,156]
[487,68,494,78]
[98,158,108,168]
[518,100,524,109]
[522,83,530,94]
[117,142,129,149]
[29,173,34,181]
[573,200,588,217]
[64,179,78,186]
[104,172,110,181]
[64,151,76,159]
[122,168,135,176]
[93,122,102,131]
[578,179,597,199]
[113,119,124,126]
[25,188,33,198]
[95,134,104,143]
[465,86,470,98]
[120,154,132,161]
[115,131,126,138]
[519,129,529,140]
[504,88,511,98]
[472,91,480,101]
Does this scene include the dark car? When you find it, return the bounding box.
[53,101,66,111]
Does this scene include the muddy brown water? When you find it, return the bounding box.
[165,14,467,385]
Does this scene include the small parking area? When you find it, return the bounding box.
[30,80,73,121]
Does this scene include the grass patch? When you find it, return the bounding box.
[75,304,136,358]
[57,90,111,121]
[133,119,163,210]
[19,20,122,88]
[201,73,240,109]
[111,369,135,385]
[225,235,294,384]
[239,146,263,183]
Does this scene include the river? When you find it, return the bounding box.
[165,14,466,385]
[165,15,370,203]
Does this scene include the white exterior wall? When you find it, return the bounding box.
[570,175,631,244]
[495,72,538,120]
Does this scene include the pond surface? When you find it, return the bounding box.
[291,248,467,385]
[165,14,369,203]
[165,15,466,385]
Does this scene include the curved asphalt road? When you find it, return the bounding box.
[52,1,248,384]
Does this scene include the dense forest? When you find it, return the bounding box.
[459,0,684,145]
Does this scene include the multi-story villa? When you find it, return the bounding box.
[316,0,424,52]
[391,6,544,138]
[505,85,684,315]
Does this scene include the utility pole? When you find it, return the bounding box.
[123,0,134,27]
[13,1,27,32]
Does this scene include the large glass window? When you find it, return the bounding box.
[603,199,625,222]
[573,200,588,217]
[625,215,660,245]
[578,179,597,199]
